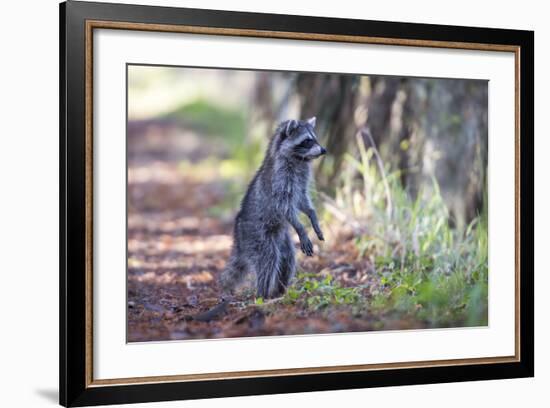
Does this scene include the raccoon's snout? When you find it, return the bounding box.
[309,144,326,159]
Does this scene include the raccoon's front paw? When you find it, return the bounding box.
[315,229,325,241]
[300,237,314,256]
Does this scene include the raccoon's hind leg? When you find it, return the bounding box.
[255,239,283,299]
[276,230,296,295]
[220,254,249,295]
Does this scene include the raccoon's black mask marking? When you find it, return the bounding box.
[290,124,326,161]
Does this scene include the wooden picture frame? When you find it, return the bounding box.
[60,1,534,406]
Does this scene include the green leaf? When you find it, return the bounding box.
[323,274,333,285]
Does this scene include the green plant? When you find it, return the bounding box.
[283,272,362,311]
[164,99,246,147]
[324,132,488,328]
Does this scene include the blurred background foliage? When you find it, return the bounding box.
[128,65,488,330]
[129,66,487,229]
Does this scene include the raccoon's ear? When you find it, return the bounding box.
[307,116,317,128]
[283,120,298,138]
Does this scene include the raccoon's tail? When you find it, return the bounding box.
[219,254,248,294]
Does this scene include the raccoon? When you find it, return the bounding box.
[220,117,326,299]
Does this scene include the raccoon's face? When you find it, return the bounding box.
[279,117,327,161]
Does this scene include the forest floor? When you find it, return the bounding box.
[127,121,429,342]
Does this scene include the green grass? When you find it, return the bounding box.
[164,99,246,149]
[166,99,264,174]
[360,182,488,327]
[282,272,361,310]
[317,132,488,328]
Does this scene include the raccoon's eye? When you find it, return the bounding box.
[298,139,315,149]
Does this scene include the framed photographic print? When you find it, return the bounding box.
[59,0,534,406]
